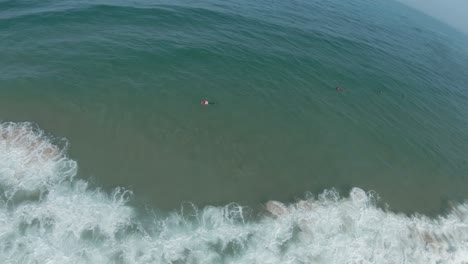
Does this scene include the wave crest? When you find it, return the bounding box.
[0,122,467,263]
[0,122,76,198]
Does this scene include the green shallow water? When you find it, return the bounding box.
[1,0,468,213]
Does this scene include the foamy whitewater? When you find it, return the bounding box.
[0,122,467,264]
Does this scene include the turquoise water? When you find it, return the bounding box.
[1,0,468,262]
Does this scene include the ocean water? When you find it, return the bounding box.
[1,0,468,263]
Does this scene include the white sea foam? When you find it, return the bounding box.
[0,122,467,264]
[0,122,76,198]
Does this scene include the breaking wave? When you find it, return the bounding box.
[0,122,466,263]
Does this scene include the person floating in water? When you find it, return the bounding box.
[336,87,342,91]
[200,99,215,105]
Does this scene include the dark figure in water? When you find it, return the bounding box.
[200,100,215,105]
[336,87,342,91]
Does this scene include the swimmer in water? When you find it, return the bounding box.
[200,100,215,105]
